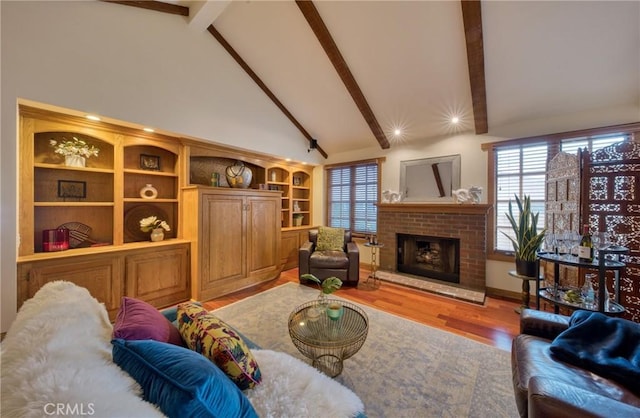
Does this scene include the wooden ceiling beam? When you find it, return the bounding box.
[102,1,189,16]
[207,24,328,159]
[296,0,390,150]
[461,0,488,134]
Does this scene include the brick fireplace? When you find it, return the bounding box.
[377,203,491,290]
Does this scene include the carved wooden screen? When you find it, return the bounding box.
[544,152,580,289]
[581,140,640,322]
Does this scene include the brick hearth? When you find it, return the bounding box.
[377,203,491,290]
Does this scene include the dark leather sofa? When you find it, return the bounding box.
[511,309,640,417]
[299,229,359,286]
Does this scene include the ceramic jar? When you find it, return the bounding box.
[225,161,252,188]
[140,184,158,199]
[150,228,164,242]
[65,155,86,168]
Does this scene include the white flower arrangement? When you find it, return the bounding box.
[50,137,100,158]
[140,216,171,233]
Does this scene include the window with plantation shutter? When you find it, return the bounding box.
[326,160,379,235]
[485,122,638,260]
[495,143,547,252]
[561,134,628,154]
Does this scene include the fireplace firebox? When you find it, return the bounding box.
[396,233,460,284]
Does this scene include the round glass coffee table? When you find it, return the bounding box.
[288,299,369,377]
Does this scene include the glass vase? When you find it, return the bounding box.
[150,228,164,242]
[317,292,328,308]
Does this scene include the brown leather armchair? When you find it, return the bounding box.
[512,309,640,418]
[299,229,360,286]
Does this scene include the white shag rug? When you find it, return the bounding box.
[248,349,364,418]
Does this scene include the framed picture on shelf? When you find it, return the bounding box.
[140,154,160,171]
[293,176,301,186]
[58,180,86,199]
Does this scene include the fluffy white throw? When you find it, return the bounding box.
[248,350,364,418]
[1,281,364,418]
[0,281,164,417]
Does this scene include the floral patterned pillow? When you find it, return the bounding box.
[316,226,345,251]
[177,302,261,390]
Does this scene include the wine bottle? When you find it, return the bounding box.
[578,224,593,262]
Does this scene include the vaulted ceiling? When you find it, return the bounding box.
[109,0,639,158]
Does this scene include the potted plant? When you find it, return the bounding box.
[301,273,343,320]
[301,273,342,298]
[139,216,171,242]
[502,194,546,277]
[50,136,100,167]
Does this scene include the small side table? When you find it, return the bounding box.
[509,270,541,314]
[363,242,384,288]
[288,299,369,377]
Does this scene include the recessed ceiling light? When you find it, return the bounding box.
[451,116,460,124]
[394,129,402,136]
[285,158,292,162]
[86,115,101,121]
[143,127,155,133]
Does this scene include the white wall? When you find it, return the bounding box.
[0,1,323,332]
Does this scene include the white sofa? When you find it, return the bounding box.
[1,281,364,418]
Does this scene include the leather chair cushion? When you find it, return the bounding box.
[309,251,350,269]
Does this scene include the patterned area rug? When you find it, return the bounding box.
[213,283,518,418]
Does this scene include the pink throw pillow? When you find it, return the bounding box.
[113,297,184,346]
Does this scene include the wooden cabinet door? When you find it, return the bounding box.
[247,195,280,276]
[281,228,312,270]
[281,230,301,270]
[199,193,245,300]
[125,244,190,308]
[21,256,123,320]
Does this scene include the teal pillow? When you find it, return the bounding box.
[112,338,258,418]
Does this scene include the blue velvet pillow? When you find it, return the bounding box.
[112,338,258,418]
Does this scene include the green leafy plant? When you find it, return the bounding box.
[502,194,546,262]
[301,274,342,294]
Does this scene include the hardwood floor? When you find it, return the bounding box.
[202,268,522,352]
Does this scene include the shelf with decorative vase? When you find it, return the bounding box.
[123,141,180,244]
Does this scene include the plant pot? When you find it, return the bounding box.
[65,155,86,167]
[150,228,165,242]
[515,259,537,278]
